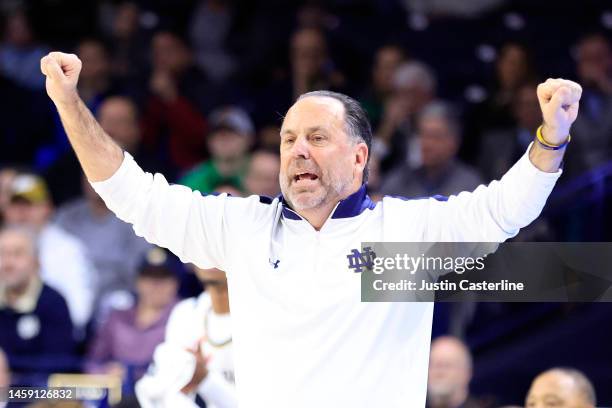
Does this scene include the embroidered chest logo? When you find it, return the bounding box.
[269,258,281,269]
[346,246,376,273]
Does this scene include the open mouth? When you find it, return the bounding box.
[293,172,319,183]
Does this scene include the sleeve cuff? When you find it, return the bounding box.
[519,142,563,180]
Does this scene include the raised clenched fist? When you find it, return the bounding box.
[40,52,82,106]
[536,78,582,145]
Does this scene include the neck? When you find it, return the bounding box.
[6,279,31,306]
[292,182,362,230]
[136,302,166,328]
[295,201,338,231]
[210,289,230,314]
[429,389,468,408]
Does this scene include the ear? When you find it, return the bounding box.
[354,142,369,179]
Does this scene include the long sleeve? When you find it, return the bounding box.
[424,143,561,242]
[90,152,229,270]
[197,371,238,408]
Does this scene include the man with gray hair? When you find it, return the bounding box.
[381,101,483,198]
[526,367,597,408]
[0,226,77,383]
[427,336,490,408]
[41,49,581,407]
[375,61,438,172]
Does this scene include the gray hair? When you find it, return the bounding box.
[418,100,462,138]
[297,90,373,184]
[393,61,437,94]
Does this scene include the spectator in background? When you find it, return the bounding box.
[55,174,151,317]
[244,150,280,197]
[189,0,237,83]
[375,61,437,173]
[290,27,345,100]
[464,42,537,161]
[102,1,149,83]
[181,106,254,194]
[572,33,612,169]
[526,368,596,408]
[136,265,236,408]
[2,174,96,330]
[0,226,77,385]
[258,27,345,126]
[76,39,115,110]
[478,82,541,181]
[141,30,211,172]
[257,124,282,151]
[360,44,408,128]
[0,8,49,90]
[85,247,179,395]
[46,95,166,204]
[381,101,482,198]
[427,336,489,408]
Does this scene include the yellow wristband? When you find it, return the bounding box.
[536,125,571,150]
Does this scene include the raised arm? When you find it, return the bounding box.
[40,52,123,181]
[40,52,231,269]
[424,78,582,242]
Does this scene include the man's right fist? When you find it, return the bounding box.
[40,52,82,106]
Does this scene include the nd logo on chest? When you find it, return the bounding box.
[267,246,377,273]
[346,246,376,273]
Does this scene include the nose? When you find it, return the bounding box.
[290,135,311,160]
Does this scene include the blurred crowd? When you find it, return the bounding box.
[0,0,611,406]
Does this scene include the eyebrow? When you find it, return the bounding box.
[280,126,328,136]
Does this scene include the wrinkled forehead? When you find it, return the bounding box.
[281,96,346,134]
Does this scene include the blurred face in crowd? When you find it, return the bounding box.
[576,35,611,88]
[152,32,191,75]
[427,336,472,407]
[392,64,435,117]
[113,2,140,39]
[526,371,595,408]
[279,96,367,213]
[98,97,141,152]
[418,115,459,170]
[497,43,531,90]
[4,198,51,231]
[136,274,178,310]
[4,10,33,46]
[77,40,111,83]
[209,129,251,162]
[0,228,38,291]
[513,84,542,131]
[291,28,327,79]
[373,46,404,95]
[245,151,280,197]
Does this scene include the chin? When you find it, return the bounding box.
[289,190,326,211]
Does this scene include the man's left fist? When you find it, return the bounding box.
[536,78,582,144]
